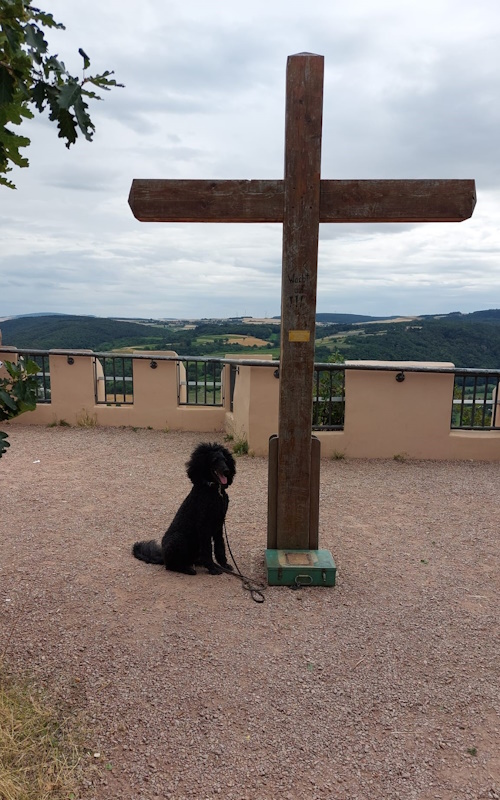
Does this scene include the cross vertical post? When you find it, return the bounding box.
[277,53,324,549]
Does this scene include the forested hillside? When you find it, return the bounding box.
[0,315,281,356]
[316,316,500,368]
[315,313,397,323]
[0,315,166,350]
[2,311,500,368]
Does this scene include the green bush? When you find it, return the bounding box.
[0,358,39,457]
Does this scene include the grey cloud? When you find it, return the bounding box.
[2,0,500,322]
[46,165,122,192]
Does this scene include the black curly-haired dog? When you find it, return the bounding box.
[132,442,236,575]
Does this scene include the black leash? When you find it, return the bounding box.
[222,522,266,603]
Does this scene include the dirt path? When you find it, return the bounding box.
[1,425,499,799]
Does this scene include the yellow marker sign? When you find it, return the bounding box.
[289,330,310,342]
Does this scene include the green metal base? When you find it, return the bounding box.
[265,549,336,587]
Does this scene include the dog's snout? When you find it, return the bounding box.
[213,457,230,476]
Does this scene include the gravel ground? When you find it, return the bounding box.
[1,424,499,800]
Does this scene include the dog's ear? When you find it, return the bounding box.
[186,443,208,485]
[221,446,236,485]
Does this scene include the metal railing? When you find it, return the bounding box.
[229,364,238,412]
[312,365,345,430]
[3,348,500,430]
[19,351,51,403]
[177,359,224,406]
[452,371,500,430]
[94,356,134,405]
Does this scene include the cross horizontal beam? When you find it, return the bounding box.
[129,178,476,224]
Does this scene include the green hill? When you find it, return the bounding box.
[2,310,500,368]
[0,315,168,351]
[316,314,500,368]
[0,315,280,357]
[315,313,397,323]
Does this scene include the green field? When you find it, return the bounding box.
[2,310,500,368]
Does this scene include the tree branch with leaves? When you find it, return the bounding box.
[0,0,123,188]
[0,357,39,456]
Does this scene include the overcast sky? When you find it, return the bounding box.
[1,0,499,320]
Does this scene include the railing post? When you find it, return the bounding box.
[492,383,500,428]
[48,351,95,423]
[131,352,178,427]
[226,355,279,456]
[342,360,455,458]
[0,347,18,377]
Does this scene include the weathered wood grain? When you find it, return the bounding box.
[129,178,476,223]
[319,179,476,222]
[128,179,283,222]
[276,52,324,550]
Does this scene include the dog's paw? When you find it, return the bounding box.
[207,565,223,575]
[220,563,233,571]
[169,565,197,575]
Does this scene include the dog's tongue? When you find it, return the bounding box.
[216,471,228,485]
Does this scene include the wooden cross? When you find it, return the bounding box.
[129,52,476,552]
